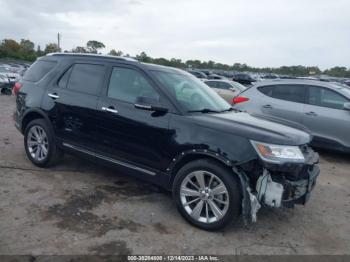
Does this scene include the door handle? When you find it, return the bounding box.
[48,93,59,99]
[305,111,317,116]
[101,106,118,114]
[263,104,272,109]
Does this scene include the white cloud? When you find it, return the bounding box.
[0,0,349,69]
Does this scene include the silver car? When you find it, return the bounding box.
[233,80,350,152]
[204,79,246,103]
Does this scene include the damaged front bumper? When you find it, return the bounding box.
[235,146,320,223]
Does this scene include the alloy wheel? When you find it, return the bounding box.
[27,125,49,161]
[180,170,229,223]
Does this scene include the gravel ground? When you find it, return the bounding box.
[0,95,349,255]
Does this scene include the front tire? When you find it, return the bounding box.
[173,159,241,230]
[24,119,63,167]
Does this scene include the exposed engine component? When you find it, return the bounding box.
[256,169,284,208]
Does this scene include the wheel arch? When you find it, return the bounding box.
[167,149,236,189]
[21,109,52,134]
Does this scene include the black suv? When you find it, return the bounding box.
[14,53,320,230]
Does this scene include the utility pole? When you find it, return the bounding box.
[57,33,61,51]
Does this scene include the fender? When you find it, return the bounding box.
[20,108,54,134]
[166,148,259,224]
[166,148,234,175]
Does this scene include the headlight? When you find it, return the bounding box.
[250,140,305,164]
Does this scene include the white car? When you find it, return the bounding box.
[204,79,246,103]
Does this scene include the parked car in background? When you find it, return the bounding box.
[232,73,257,86]
[14,53,319,230]
[261,73,279,80]
[233,80,350,152]
[344,79,350,87]
[207,74,226,80]
[187,70,207,79]
[204,80,246,103]
[0,66,20,95]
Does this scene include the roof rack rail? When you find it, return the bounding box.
[46,52,139,62]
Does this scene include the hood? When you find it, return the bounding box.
[192,111,311,146]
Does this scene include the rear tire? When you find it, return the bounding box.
[24,119,63,167]
[173,159,241,230]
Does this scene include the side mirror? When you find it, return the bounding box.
[134,96,168,113]
[343,102,350,111]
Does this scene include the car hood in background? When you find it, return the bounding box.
[192,111,311,146]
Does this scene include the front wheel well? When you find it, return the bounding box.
[169,153,235,188]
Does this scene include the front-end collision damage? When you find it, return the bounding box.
[233,146,320,224]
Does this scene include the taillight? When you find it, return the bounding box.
[13,82,22,96]
[232,96,249,104]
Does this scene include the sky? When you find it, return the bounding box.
[0,0,349,69]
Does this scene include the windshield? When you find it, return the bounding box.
[152,70,231,112]
[230,81,246,91]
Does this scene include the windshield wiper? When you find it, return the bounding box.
[220,107,241,113]
[220,107,234,112]
[187,108,221,113]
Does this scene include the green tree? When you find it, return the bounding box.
[19,39,36,60]
[0,39,21,59]
[86,40,105,53]
[136,51,152,63]
[108,49,123,56]
[71,46,88,53]
[44,43,60,54]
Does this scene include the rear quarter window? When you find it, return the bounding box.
[258,85,273,96]
[23,60,57,82]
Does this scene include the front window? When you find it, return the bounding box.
[152,70,231,112]
[309,86,349,110]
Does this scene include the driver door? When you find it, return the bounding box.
[95,65,172,172]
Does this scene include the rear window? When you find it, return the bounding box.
[272,85,306,103]
[258,85,273,96]
[258,84,306,103]
[23,60,57,82]
[66,64,105,95]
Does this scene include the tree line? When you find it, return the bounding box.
[0,38,349,78]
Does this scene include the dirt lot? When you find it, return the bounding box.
[0,95,349,255]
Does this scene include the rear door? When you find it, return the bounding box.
[259,84,307,124]
[41,62,106,150]
[302,86,350,149]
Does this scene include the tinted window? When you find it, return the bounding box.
[217,82,231,90]
[67,64,105,95]
[258,85,274,96]
[58,67,73,88]
[272,85,306,103]
[206,81,218,88]
[309,86,349,110]
[23,60,57,82]
[108,67,159,103]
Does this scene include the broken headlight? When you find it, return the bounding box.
[250,140,305,164]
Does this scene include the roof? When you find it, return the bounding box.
[254,79,341,88]
[46,52,139,62]
[253,79,350,98]
[44,52,187,74]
